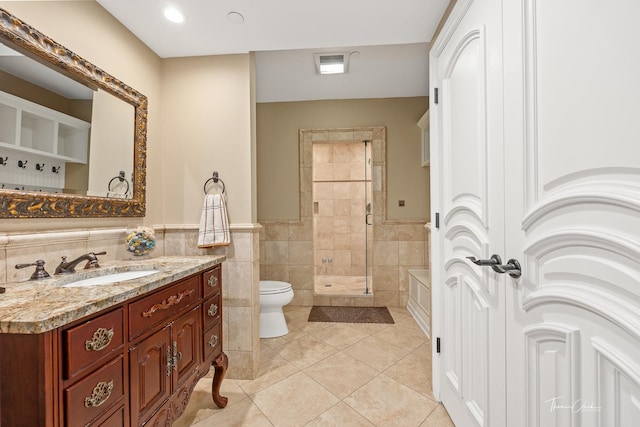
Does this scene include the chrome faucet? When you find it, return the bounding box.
[55,251,106,274]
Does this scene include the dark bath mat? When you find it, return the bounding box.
[308,306,395,324]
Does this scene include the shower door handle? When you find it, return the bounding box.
[366,214,372,225]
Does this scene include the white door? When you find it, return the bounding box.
[503,1,640,426]
[429,0,506,425]
[432,1,640,426]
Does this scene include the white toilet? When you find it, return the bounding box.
[259,280,294,338]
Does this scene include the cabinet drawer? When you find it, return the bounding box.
[203,319,222,363]
[202,292,221,331]
[64,355,124,427]
[129,276,200,339]
[96,405,125,427]
[202,266,221,298]
[63,308,124,379]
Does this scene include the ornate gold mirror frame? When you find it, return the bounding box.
[0,7,147,218]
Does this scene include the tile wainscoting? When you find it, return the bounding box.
[0,224,262,380]
[0,221,429,379]
[260,221,430,308]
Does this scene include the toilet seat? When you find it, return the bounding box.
[260,280,292,295]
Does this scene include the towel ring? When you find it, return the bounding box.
[203,171,226,194]
[107,171,130,197]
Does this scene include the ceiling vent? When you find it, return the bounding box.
[314,53,349,75]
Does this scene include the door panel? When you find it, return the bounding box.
[431,0,505,425]
[524,324,579,427]
[435,1,640,427]
[461,276,489,425]
[593,337,640,426]
[504,0,640,426]
[174,306,202,388]
[129,325,171,425]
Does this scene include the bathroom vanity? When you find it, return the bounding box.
[0,256,227,426]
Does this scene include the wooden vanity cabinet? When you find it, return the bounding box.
[0,263,227,427]
[129,306,202,425]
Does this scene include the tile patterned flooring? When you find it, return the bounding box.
[174,306,454,426]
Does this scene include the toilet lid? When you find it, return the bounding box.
[260,280,292,295]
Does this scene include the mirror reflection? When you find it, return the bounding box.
[0,42,134,198]
[0,5,147,218]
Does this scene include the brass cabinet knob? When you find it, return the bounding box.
[207,276,218,287]
[208,304,218,317]
[208,334,219,348]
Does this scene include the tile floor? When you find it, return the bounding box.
[174,306,454,427]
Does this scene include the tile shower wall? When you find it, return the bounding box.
[259,127,430,308]
[312,141,370,283]
[0,224,261,381]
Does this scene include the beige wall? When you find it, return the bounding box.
[159,54,255,225]
[87,90,135,197]
[0,70,92,121]
[0,1,257,229]
[0,0,163,231]
[256,97,430,222]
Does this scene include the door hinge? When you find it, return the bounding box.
[436,337,441,353]
[435,212,440,229]
[434,88,439,105]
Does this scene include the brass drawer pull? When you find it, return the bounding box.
[172,341,182,371]
[207,276,218,287]
[84,380,113,408]
[142,289,195,318]
[85,327,114,351]
[208,334,218,348]
[166,346,172,377]
[207,303,218,317]
[166,342,182,375]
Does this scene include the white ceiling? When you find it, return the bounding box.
[96,0,450,102]
[255,44,431,103]
[0,44,93,99]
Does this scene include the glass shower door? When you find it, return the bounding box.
[364,140,373,294]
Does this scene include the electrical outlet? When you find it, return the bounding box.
[399,200,405,207]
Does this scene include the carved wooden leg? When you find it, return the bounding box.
[211,352,228,408]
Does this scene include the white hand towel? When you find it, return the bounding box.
[198,193,231,248]
[106,191,128,199]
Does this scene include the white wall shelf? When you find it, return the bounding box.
[417,109,430,167]
[0,90,90,164]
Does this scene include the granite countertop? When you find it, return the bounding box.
[0,255,225,334]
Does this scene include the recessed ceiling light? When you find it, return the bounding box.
[163,7,184,23]
[227,11,245,25]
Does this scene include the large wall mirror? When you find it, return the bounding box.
[0,7,147,218]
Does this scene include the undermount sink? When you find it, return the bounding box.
[62,270,159,287]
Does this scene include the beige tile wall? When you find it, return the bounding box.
[259,127,429,308]
[260,220,428,308]
[312,141,370,279]
[163,224,261,380]
[0,224,262,381]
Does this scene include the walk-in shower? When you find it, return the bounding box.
[312,138,373,296]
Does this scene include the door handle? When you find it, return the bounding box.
[466,255,522,279]
[498,258,522,278]
[366,213,372,225]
